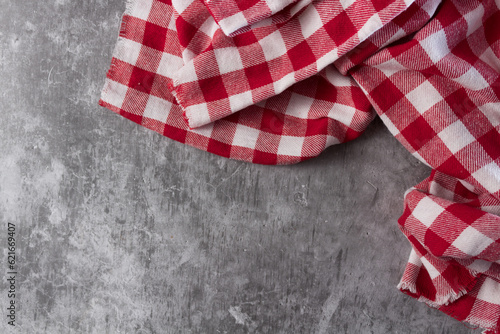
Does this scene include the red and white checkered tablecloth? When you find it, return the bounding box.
[100,0,500,332]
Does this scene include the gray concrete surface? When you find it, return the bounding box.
[0,1,481,333]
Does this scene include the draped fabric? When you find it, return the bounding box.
[100,0,500,332]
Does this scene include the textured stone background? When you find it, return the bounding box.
[0,1,481,333]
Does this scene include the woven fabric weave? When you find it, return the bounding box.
[100,0,500,332]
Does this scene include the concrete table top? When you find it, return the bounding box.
[0,1,480,333]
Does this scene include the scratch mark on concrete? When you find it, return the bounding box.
[293,191,308,207]
[315,290,342,334]
[228,306,253,326]
[366,181,377,191]
[47,65,55,86]
[209,164,245,190]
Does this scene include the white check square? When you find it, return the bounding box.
[480,47,500,74]
[406,81,443,114]
[412,197,444,228]
[454,67,489,91]
[420,29,450,63]
[329,104,355,127]
[143,95,173,122]
[437,121,475,153]
[129,0,153,20]
[214,47,244,74]
[339,0,355,10]
[116,39,142,66]
[472,162,500,194]
[172,0,195,15]
[232,124,260,149]
[190,122,214,137]
[464,4,484,36]
[277,135,305,156]
[219,12,248,35]
[451,226,494,257]
[198,16,219,38]
[467,259,492,273]
[375,58,406,78]
[379,114,400,136]
[358,14,383,41]
[286,94,314,119]
[326,135,340,146]
[420,257,440,279]
[176,60,198,84]
[101,80,129,109]
[185,103,210,128]
[299,7,323,39]
[228,91,253,111]
[325,66,354,87]
[272,72,295,95]
[259,31,287,61]
[479,103,500,127]
[477,277,500,304]
[157,53,185,77]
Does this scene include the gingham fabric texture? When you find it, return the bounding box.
[100,0,500,332]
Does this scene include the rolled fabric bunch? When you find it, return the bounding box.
[345,1,500,330]
[398,171,500,334]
